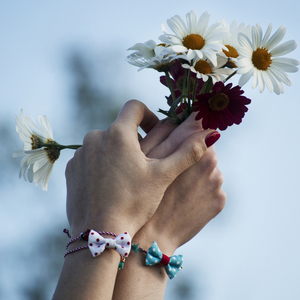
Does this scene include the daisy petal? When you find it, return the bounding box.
[238,70,254,86]
[272,60,299,73]
[271,40,297,57]
[261,23,272,46]
[265,25,286,50]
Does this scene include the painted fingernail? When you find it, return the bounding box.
[205,131,220,148]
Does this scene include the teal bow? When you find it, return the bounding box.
[145,241,183,279]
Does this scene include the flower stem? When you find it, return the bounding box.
[224,70,237,82]
[186,69,191,104]
[192,77,198,102]
[164,71,176,104]
[41,143,82,150]
[199,78,213,94]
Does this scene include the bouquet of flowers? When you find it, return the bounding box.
[13,11,299,191]
[126,11,298,129]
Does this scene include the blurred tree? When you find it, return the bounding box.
[168,275,203,300]
[15,49,123,300]
[21,223,68,300]
[0,120,21,186]
[67,50,122,135]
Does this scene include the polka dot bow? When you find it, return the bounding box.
[88,230,131,258]
[145,241,183,279]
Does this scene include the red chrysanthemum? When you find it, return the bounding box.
[193,81,251,130]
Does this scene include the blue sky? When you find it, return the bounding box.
[1,1,300,299]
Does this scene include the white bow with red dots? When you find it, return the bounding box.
[88,229,131,258]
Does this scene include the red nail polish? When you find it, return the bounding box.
[205,131,220,148]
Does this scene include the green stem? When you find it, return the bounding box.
[164,71,176,104]
[192,77,198,102]
[41,143,82,150]
[224,70,237,83]
[182,68,188,96]
[199,77,213,95]
[186,69,191,106]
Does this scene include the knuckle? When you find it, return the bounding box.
[82,130,101,145]
[65,147,82,177]
[122,99,144,113]
[107,122,124,136]
[209,171,226,215]
[213,190,227,214]
[214,168,224,186]
[201,151,218,172]
[126,99,141,107]
[107,123,127,145]
[187,141,206,165]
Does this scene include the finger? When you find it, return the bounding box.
[138,132,143,142]
[195,145,218,175]
[157,130,220,183]
[173,146,218,186]
[147,112,204,159]
[140,118,178,155]
[116,100,159,134]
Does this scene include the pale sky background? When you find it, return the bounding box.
[1,1,300,299]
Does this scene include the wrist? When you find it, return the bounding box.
[70,215,138,239]
[133,221,178,256]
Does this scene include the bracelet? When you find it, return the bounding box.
[63,229,131,270]
[131,241,183,279]
[64,229,118,249]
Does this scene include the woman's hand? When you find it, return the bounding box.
[65,100,217,238]
[113,111,225,300]
[137,111,226,253]
[135,145,226,255]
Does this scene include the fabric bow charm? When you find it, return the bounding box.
[88,229,131,258]
[145,241,183,279]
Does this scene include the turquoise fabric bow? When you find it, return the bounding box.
[145,241,183,279]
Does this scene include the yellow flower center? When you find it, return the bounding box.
[223,45,239,58]
[194,60,212,74]
[183,34,205,50]
[252,48,272,71]
[45,140,60,163]
[209,93,229,111]
[31,134,43,149]
[155,63,173,73]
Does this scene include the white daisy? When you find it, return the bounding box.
[236,23,299,94]
[220,19,251,63]
[159,11,227,66]
[126,40,174,72]
[182,55,235,84]
[13,109,60,191]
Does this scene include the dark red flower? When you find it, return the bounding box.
[193,81,251,130]
[160,59,204,105]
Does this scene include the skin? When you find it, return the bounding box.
[52,100,219,300]
[113,110,226,300]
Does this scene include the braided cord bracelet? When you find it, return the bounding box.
[63,229,126,269]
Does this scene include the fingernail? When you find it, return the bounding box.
[205,131,220,148]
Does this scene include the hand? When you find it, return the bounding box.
[136,113,226,254]
[136,146,226,255]
[65,100,217,238]
[113,112,224,300]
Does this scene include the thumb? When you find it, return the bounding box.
[157,130,221,182]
